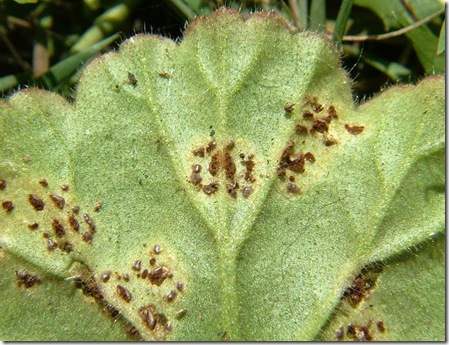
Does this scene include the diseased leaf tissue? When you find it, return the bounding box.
[0,7,444,341]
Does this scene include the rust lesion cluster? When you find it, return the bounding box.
[336,320,386,341]
[190,139,256,199]
[0,176,101,253]
[97,243,186,338]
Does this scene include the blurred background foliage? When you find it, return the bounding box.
[0,0,445,100]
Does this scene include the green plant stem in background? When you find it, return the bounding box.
[332,0,354,49]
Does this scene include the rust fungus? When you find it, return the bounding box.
[138,305,157,330]
[223,151,236,179]
[289,154,305,173]
[342,269,378,308]
[123,273,130,282]
[302,110,314,119]
[148,266,170,286]
[190,173,202,186]
[117,284,132,302]
[83,213,96,233]
[47,239,57,251]
[158,71,172,79]
[346,323,372,341]
[336,325,344,341]
[127,72,138,85]
[49,194,65,210]
[284,102,295,112]
[225,140,235,150]
[242,186,252,198]
[153,244,161,254]
[312,103,324,113]
[165,322,172,332]
[328,105,339,119]
[0,179,5,190]
[149,258,156,266]
[345,124,365,135]
[288,175,295,182]
[304,152,315,163]
[82,232,93,244]
[59,241,73,253]
[226,180,239,198]
[192,164,201,173]
[100,271,112,283]
[175,308,187,320]
[376,321,385,333]
[28,194,45,211]
[16,271,42,288]
[193,147,205,157]
[38,179,48,187]
[166,289,177,302]
[93,201,102,212]
[141,269,149,279]
[2,200,14,212]
[277,140,294,177]
[205,140,217,153]
[52,219,66,237]
[286,182,301,194]
[27,222,39,230]
[61,184,69,191]
[203,182,219,195]
[209,152,221,176]
[244,157,255,182]
[311,119,329,133]
[68,214,80,232]
[42,232,49,238]
[324,137,338,146]
[132,260,142,271]
[177,281,184,292]
[295,124,308,135]
[72,205,80,214]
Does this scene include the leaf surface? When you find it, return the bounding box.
[0,8,444,341]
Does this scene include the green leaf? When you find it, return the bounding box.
[437,19,445,55]
[354,0,445,73]
[0,8,444,341]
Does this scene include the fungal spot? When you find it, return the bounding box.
[49,194,65,210]
[166,289,177,302]
[210,129,215,136]
[286,182,300,194]
[138,305,157,330]
[52,219,65,237]
[74,275,104,301]
[312,103,323,113]
[324,137,338,146]
[304,152,315,163]
[223,151,236,179]
[59,241,73,253]
[226,180,239,198]
[153,244,161,254]
[2,200,14,212]
[209,152,220,176]
[175,308,187,320]
[288,175,295,182]
[22,156,32,163]
[47,239,57,251]
[346,323,372,341]
[68,214,80,232]
[28,194,45,211]
[284,102,295,112]
[83,213,96,233]
[244,157,255,182]
[176,281,184,292]
[141,269,149,279]
[72,205,80,214]
[165,322,172,332]
[342,269,379,308]
[149,258,156,266]
[27,222,39,230]
[328,105,338,119]
[205,140,217,153]
[158,71,172,79]
[336,325,344,341]
[116,284,132,302]
[376,321,385,333]
[242,186,252,198]
[203,182,219,195]
[127,72,138,85]
[311,119,329,133]
[132,260,142,271]
[190,173,202,186]
[302,110,314,119]
[193,147,205,157]
[61,184,69,191]
[345,124,365,135]
[82,232,93,244]
[225,140,235,150]
[289,154,305,173]
[101,271,112,283]
[239,153,245,159]
[38,179,48,187]
[148,266,170,286]
[16,271,42,288]
[0,179,6,190]
[93,201,102,212]
[192,164,201,173]
[123,273,130,282]
[295,124,308,135]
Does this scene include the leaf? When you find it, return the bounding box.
[354,0,445,73]
[0,8,444,341]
